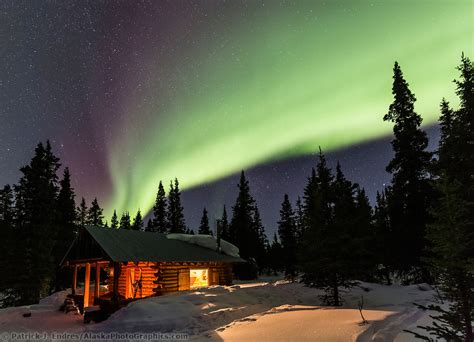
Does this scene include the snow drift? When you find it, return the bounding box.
[0,279,439,341]
[166,234,240,258]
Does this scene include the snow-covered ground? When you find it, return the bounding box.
[0,279,438,341]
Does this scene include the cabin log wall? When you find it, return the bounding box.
[153,262,233,295]
[107,262,157,299]
[106,261,233,297]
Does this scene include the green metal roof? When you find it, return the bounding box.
[81,225,245,263]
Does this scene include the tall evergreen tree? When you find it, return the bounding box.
[198,208,211,235]
[0,185,14,228]
[56,168,77,238]
[87,198,104,226]
[152,181,167,233]
[383,62,432,281]
[167,179,186,233]
[267,233,283,274]
[278,194,297,279]
[413,55,474,342]
[132,210,143,231]
[145,218,154,232]
[77,197,88,227]
[301,152,358,306]
[353,187,376,281]
[14,141,60,304]
[119,212,131,230]
[229,171,256,260]
[110,210,119,229]
[294,196,304,244]
[54,167,77,290]
[219,205,230,241]
[0,184,15,305]
[301,150,333,277]
[252,205,268,272]
[229,171,264,278]
[302,167,318,234]
[322,162,358,305]
[439,99,454,145]
[373,190,392,284]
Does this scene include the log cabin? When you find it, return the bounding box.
[61,225,244,314]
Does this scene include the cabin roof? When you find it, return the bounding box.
[65,225,245,264]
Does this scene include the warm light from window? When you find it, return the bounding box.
[190,269,208,289]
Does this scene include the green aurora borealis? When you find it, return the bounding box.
[105,1,473,218]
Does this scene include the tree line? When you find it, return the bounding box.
[265,55,473,340]
[0,55,471,340]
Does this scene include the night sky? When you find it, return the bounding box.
[1,1,472,235]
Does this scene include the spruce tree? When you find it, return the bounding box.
[219,205,230,241]
[439,99,454,146]
[87,198,104,226]
[412,55,474,342]
[230,171,263,278]
[145,218,153,232]
[167,179,186,233]
[54,167,77,290]
[0,185,14,226]
[373,190,392,284]
[110,210,119,229]
[132,210,143,231]
[353,187,376,281]
[152,181,167,233]
[0,185,15,305]
[252,205,268,273]
[323,162,358,305]
[267,233,283,274]
[77,197,88,227]
[14,141,60,304]
[301,151,355,306]
[278,194,297,279]
[0,184,14,220]
[198,208,211,235]
[119,212,131,230]
[229,171,256,260]
[383,62,432,281]
[294,196,304,244]
[56,168,76,238]
[301,151,333,279]
[302,167,318,233]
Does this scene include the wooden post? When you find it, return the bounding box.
[84,263,91,308]
[129,268,135,298]
[112,262,120,302]
[94,263,100,302]
[72,265,78,295]
[125,267,131,299]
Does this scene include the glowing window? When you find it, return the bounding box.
[190,269,209,289]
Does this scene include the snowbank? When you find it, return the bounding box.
[0,280,437,341]
[93,280,435,341]
[167,234,240,257]
[0,290,83,334]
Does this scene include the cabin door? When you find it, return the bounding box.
[210,268,219,285]
[178,268,190,291]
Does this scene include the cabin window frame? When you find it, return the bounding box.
[189,268,210,289]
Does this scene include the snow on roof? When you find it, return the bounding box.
[65,226,244,263]
[166,234,240,258]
